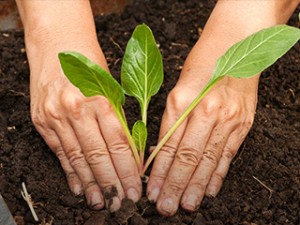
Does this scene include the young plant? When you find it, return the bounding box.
[58,23,300,176]
[59,24,163,174]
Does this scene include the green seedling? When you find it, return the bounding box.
[58,23,300,176]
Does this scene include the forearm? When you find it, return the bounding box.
[179,0,299,87]
[203,0,299,46]
[15,0,107,76]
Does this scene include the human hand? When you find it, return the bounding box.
[146,0,300,216]
[25,33,141,212]
[16,0,142,212]
[147,69,258,216]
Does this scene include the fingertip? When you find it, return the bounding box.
[126,188,140,203]
[107,196,122,212]
[72,183,83,196]
[67,173,83,196]
[205,174,223,197]
[88,191,105,210]
[147,187,160,203]
[157,197,178,217]
[205,182,221,197]
[85,185,105,210]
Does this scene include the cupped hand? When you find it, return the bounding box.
[147,37,259,216]
[28,41,141,211]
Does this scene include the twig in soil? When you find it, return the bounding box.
[252,176,273,199]
[21,182,39,222]
[9,89,28,97]
[170,42,188,48]
[110,37,124,54]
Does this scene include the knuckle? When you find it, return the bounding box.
[108,143,130,155]
[95,96,114,116]
[211,172,224,184]
[61,91,84,119]
[31,113,43,128]
[55,147,66,159]
[158,142,177,158]
[85,148,109,166]
[166,88,194,114]
[118,170,138,181]
[31,111,50,133]
[243,115,254,129]
[176,146,200,167]
[223,105,240,121]
[201,97,222,117]
[67,148,87,168]
[84,180,98,190]
[189,180,207,193]
[166,179,185,194]
[202,148,219,167]
[223,149,236,160]
[44,99,61,120]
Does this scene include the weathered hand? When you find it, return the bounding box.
[31,74,141,211]
[16,0,142,211]
[146,0,299,215]
[147,73,258,216]
[147,20,259,216]
[26,40,141,212]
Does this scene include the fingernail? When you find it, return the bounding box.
[159,198,177,215]
[73,184,82,196]
[182,194,197,211]
[147,187,160,202]
[206,185,218,197]
[89,192,104,210]
[107,196,121,212]
[126,188,139,202]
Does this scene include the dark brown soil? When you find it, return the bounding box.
[0,0,299,224]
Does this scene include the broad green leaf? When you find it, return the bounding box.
[212,25,300,79]
[132,120,147,152]
[121,24,163,123]
[58,51,125,109]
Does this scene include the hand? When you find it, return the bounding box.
[147,72,258,216]
[16,0,142,211]
[146,0,299,216]
[147,44,258,215]
[26,35,141,212]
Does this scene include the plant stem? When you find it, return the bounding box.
[142,77,223,175]
[115,107,142,173]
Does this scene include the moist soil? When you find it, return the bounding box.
[0,0,299,224]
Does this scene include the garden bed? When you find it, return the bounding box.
[0,0,299,224]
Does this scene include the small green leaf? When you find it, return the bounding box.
[58,51,125,109]
[121,24,163,123]
[132,120,147,152]
[212,25,300,79]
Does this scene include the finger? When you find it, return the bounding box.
[180,124,232,212]
[71,118,124,211]
[36,127,83,195]
[54,121,104,210]
[67,100,125,212]
[205,121,252,197]
[94,97,142,203]
[155,115,215,216]
[147,106,187,203]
